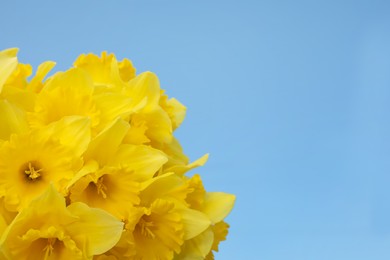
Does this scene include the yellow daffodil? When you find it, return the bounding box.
[0,116,90,211]
[175,174,236,259]
[28,68,100,129]
[74,52,136,91]
[121,72,173,145]
[185,174,236,224]
[131,199,185,260]
[139,173,212,249]
[105,199,184,260]
[0,185,123,259]
[70,117,167,218]
[70,166,140,219]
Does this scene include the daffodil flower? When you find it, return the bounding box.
[0,185,123,259]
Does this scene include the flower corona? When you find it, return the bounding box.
[0,48,235,259]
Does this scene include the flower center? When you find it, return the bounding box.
[23,161,43,181]
[43,238,57,258]
[95,177,108,198]
[138,217,155,239]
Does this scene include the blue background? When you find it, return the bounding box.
[1,1,390,259]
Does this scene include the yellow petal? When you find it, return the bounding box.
[2,185,76,232]
[43,68,93,94]
[175,227,214,260]
[143,107,173,144]
[4,63,32,89]
[140,172,189,206]
[178,207,211,240]
[160,94,186,130]
[1,84,36,111]
[93,93,133,130]
[67,202,124,256]
[74,52,129,90]
[0,99,29,140]
[209,221,229,253]
[157,137,189,170]
[0,212,8,235]
[202,192,236,224]
[40,116,91,157]
[124,72,160,112]
[185,174,206,210]
[85,117,129,165]
[166,154,209,175]
[0,48,18,93]
[111,144,167,181]
[67,160,99,189]
[123,115,150,145]
[28,60,56,92]
[29,184,76,221]
[118,58,136,82]
[167,98,186,129]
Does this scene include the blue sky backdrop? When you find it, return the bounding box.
[1,1,390,259]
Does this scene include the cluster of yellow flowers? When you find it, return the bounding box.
[0,48,235,259]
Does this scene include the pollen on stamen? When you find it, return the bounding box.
[97,177,108,198]
[21,161,43,181]
[138,217,156,239]
[43,238,57,258]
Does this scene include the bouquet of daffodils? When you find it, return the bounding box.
[0,48,235,259]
